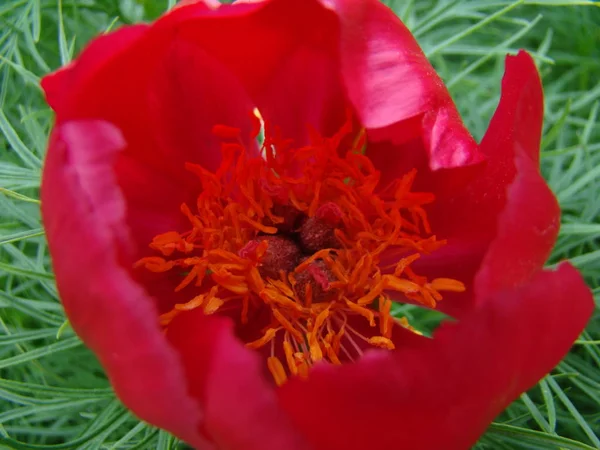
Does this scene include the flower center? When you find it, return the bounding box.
[135,112,465,385]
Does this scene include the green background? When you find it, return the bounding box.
[0,0,599,449]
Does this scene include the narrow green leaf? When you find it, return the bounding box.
[0,109,42,169]
[425,0,526,57]
[0,188,40,204]
[0,336,81,369]
[0,228,44,246]
[488,423,598,450]
[546,376,600,448]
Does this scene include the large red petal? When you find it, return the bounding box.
[122,36,258,257]
[422,51,557,316]
[277,264,593,450]
[40,0,232,120]
[327,0,482,181]
[327,0,455,128]
[41,14,257,188]
[430,51,546,240]
[255,44,348,146]
[159,0,479,164]
[145,37,258,179]
[166,309,309,450]
[46,0,479,175]
[41,120,211,449]
[473,151,559,299]
[41,25,149,116]
[159,0,347,145]
[42,25,259,259]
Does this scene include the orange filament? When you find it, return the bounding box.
[136,112,466,385]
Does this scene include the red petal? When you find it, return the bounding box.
[41,17,257,184]
[255,44,348,146]
[40,0,229,117]
[166,309,309,450]
[423,51,557,316]
[328,0,448,126]
[41,121,210,448]
[42,22,260,264]
[328,0,481,176]
[473,152,560,299]
[116,35,260,265]
[41,25,149,116]
[159,0,479,165]
[278,264,593,450]
[146,36,258,175]
[159,0,347,145]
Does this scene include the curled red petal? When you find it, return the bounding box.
[326,0,482,175]
[166,309,309,450]
[41,120,211,448]
[423,51,557,316]
[474,150,560,299]
[326,0,448,127]
[278,263,593,450]
[434,50,547,238]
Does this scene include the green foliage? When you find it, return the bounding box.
[0,0,598,448]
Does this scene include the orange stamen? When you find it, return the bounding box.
[357,282,384,306]
[260,288,303,312]
[294,354,310,379]
[323,336,342,365]
[246,328,278,350]
[345,299,375,327]
[272,309,304,343]
[239,214,278,234]
[267,356,288,387]
[283,339,298,376]
[382,275,421,295]
[241,295,250,324]
[136,112,465,385]
[134,257,175,272]
[430,278,467,292]
[368,336,395,350]
[308,332,324,362]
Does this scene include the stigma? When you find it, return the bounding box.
[135,112,465,386]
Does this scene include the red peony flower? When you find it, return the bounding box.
[41,0,593,449]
